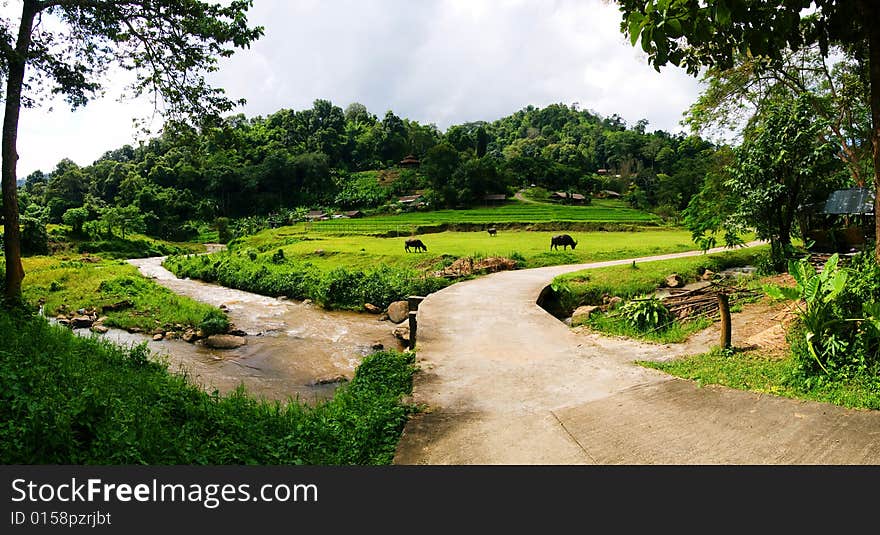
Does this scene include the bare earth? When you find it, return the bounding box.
[393,243,880,464]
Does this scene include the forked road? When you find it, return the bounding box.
[393,242,880,464]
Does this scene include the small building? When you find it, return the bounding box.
[398,194,423,204]
[483,193,507,204]
[550,191,588,204]
[345,210,364,218]
[399,154,420,168]
[802,187,874,252]
[598,190,622,199]
[306,210,328,221]
[597,169,609,175]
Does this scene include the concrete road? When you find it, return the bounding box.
[393,243,880,464]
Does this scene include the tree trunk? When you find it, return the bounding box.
[2,1,37,303]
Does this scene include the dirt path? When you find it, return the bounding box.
[393,243,880,464]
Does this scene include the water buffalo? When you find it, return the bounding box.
[487,227,497,237]
[550,234,577,251]
[405,238,427,253]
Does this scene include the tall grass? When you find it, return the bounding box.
[0,311,416,464]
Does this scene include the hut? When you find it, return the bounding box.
[306,210,328,221]
[483,193,507,205]
[345,210,364,218]
[802,187,874,252]
[399,154,420,168]
[550,191,588,205]
[398,194,423,205]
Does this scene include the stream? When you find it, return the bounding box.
[70,254,402,404]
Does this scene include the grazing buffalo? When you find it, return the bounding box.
[405,238,428,253]
[487,227,497,237]
[550,234,577,251]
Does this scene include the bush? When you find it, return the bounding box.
[619,295,672,331]
[198,309,229,336]
[21,215,48,256]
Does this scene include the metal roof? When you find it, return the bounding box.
[821,188,875,215]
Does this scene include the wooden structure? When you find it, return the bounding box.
[802,187,874,253]
[550,191,588,204]
[399,154,420,168]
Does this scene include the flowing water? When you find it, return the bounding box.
[77,255,404,403]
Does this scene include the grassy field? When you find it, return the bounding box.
[21,255,226,333]
[294,199,659,236]
[236,227,702,271]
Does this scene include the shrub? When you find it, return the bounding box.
[271,248,285,264]
[21,215,49,256]
[198,309,229,336]
[619,295,672,332]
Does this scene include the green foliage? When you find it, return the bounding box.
[61,207,90,235]
[588,311,710,344]
[0,311,416,464]
[619,295,673,331]
[20,215,49,256]
[198,309,229,336]
[216,217,232,243]
[765,253,880,378]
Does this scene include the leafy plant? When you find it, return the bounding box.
[765,254,849,374]
[619,295,672,331]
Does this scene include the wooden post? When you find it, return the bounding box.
[718,293,731,350]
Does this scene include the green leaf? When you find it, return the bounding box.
[628,13,644,46]
[803,277,820,303]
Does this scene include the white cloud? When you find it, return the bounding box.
[13,0,704,177]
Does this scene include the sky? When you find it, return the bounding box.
[14,0,704,178]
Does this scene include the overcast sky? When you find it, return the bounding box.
[16,0,704,178]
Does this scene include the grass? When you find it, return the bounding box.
[552,245,768,310]
[639,347,880,410]
[0,310,417,464]
[585,313,713,344]
[294,198,659,236]
[21,255,225,333]
[233,227,703,271]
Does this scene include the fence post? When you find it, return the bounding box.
[717,293,731,350]
[407,296,426,349]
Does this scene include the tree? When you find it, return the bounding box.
[1,0,263,303]
[618,0,880,260]
[690,95,840,270]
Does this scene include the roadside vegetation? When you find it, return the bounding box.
[0,310,415,464]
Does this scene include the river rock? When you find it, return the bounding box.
[665,274,684,288]
[70,316,94,329]
[364,303,382,314]
[571,305,599,326]
[182,329,198,343]
[371,341,385,350]
[203,334,247,349]
[152,333,164,341]
[393,325,410,343]
[91,324,109,334]
[387,301,409,324]
[309,375,349,386]
[228,329,247,337]
[608,296,623,308]
[701,269,716,281]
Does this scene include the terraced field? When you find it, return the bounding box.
[295,199,658,236]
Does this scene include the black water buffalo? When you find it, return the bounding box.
[487,227,497,237]
[405,238,427,253]
[550,234,577,251]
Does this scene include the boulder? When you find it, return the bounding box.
[228,329,247,337]
[152,333,164,341]
[364,303,382,314]
[665,274,684,288]
[387,301,410,324]
[701,269,715,281]
[608,296,623,308]
[371,341,385,350]
[57,318,71,327]
[70,316,94,329]
[203,334,247,349]
[571,305,600,326]
[91,324,109,334]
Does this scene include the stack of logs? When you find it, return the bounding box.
[661,283,761,321]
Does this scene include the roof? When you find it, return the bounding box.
[398,194,423,203]
[483,194,507,201]
[306,210,326,218]
[600,190,621,197]
[552,191,586,200]
[399,155,420,165]
[821,188,875,215]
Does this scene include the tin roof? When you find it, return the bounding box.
[821,188,875,215]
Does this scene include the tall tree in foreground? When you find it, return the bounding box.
[1,0,263,303]
[617,0,880,260]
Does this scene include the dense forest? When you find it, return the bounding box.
[13,101,718,244]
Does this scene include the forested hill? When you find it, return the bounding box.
[18,100,719,241]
